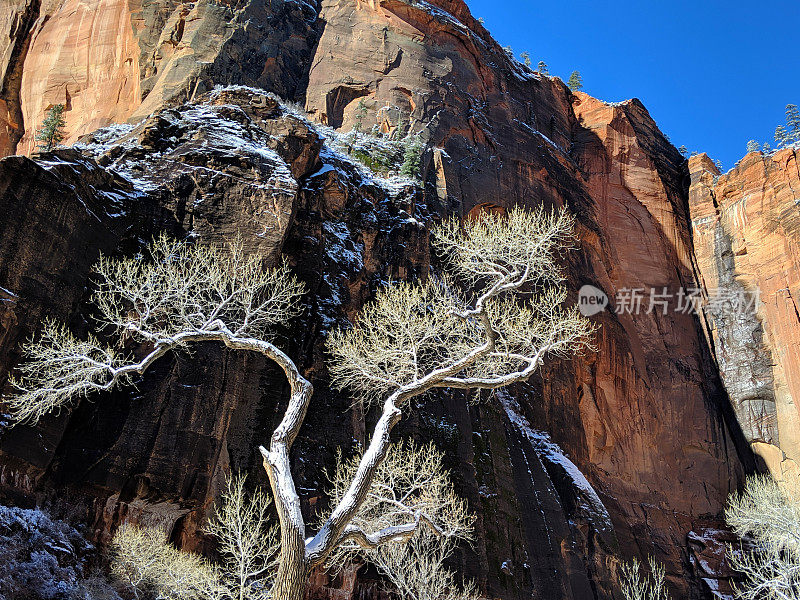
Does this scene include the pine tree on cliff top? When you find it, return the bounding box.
[786,104,800,144]
[35,104,66,152]
[537,60,549,75]
[567,71,583,92]
[774,104,800,148]
[775,125,788,146]
[746,140,761,153]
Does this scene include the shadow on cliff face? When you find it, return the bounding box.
[560,111,759,598]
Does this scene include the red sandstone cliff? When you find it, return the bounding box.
[690,149,800,482]
[0,1,767,599]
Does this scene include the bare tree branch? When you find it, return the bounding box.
[324,441,479,600]
[619,557,671,600]
[205,474,280,600]
[726,474,800,600]
[7,206,594,600]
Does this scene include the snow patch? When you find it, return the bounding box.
[0,286,17,301]
[323,221,364,273]
[500,392,612,531]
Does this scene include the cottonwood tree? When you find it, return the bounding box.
[5,206,593,599]
[725,474,800,600]
[618,558,671,600]
[326,441,481,600]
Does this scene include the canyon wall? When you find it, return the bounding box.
[690,149,800,481]
[0,1,774,599]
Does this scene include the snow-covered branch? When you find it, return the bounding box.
[337,510,444,550]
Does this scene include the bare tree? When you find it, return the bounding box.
[726,474,800,600]
[111,474,279,600]
[327,440,481,600]
[374,530,484,600]
[111,524,224,600]
[206,475,280,600]
[5,206,594,599]
[618,557,670,600]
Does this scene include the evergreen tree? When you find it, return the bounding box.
[775,124,788,147]
[763,142,771,153]
[746,140,761,153]
[520,51,531,67]
[537,61,549,75]
[34,104,66,152]
[678,145,688,157]
[400,134,424,180]
[786,104,800,144]
[567,70,583,91]
[394,116,407,140]
[352,99,367,133]
[715,159,723,170]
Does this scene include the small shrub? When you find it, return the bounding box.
[725,474,800,600]
[619,557,670,600]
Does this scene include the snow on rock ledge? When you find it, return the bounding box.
[0,505,120,600]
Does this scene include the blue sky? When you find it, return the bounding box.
[464,0,800,169]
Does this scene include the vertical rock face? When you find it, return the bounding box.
[302,2,751,596]
[690,149,800,480]
[0,0,323,156]
[0,89,430,600]
[566,94,751,597]
[17,0,142,154]
[0,0,767,599]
